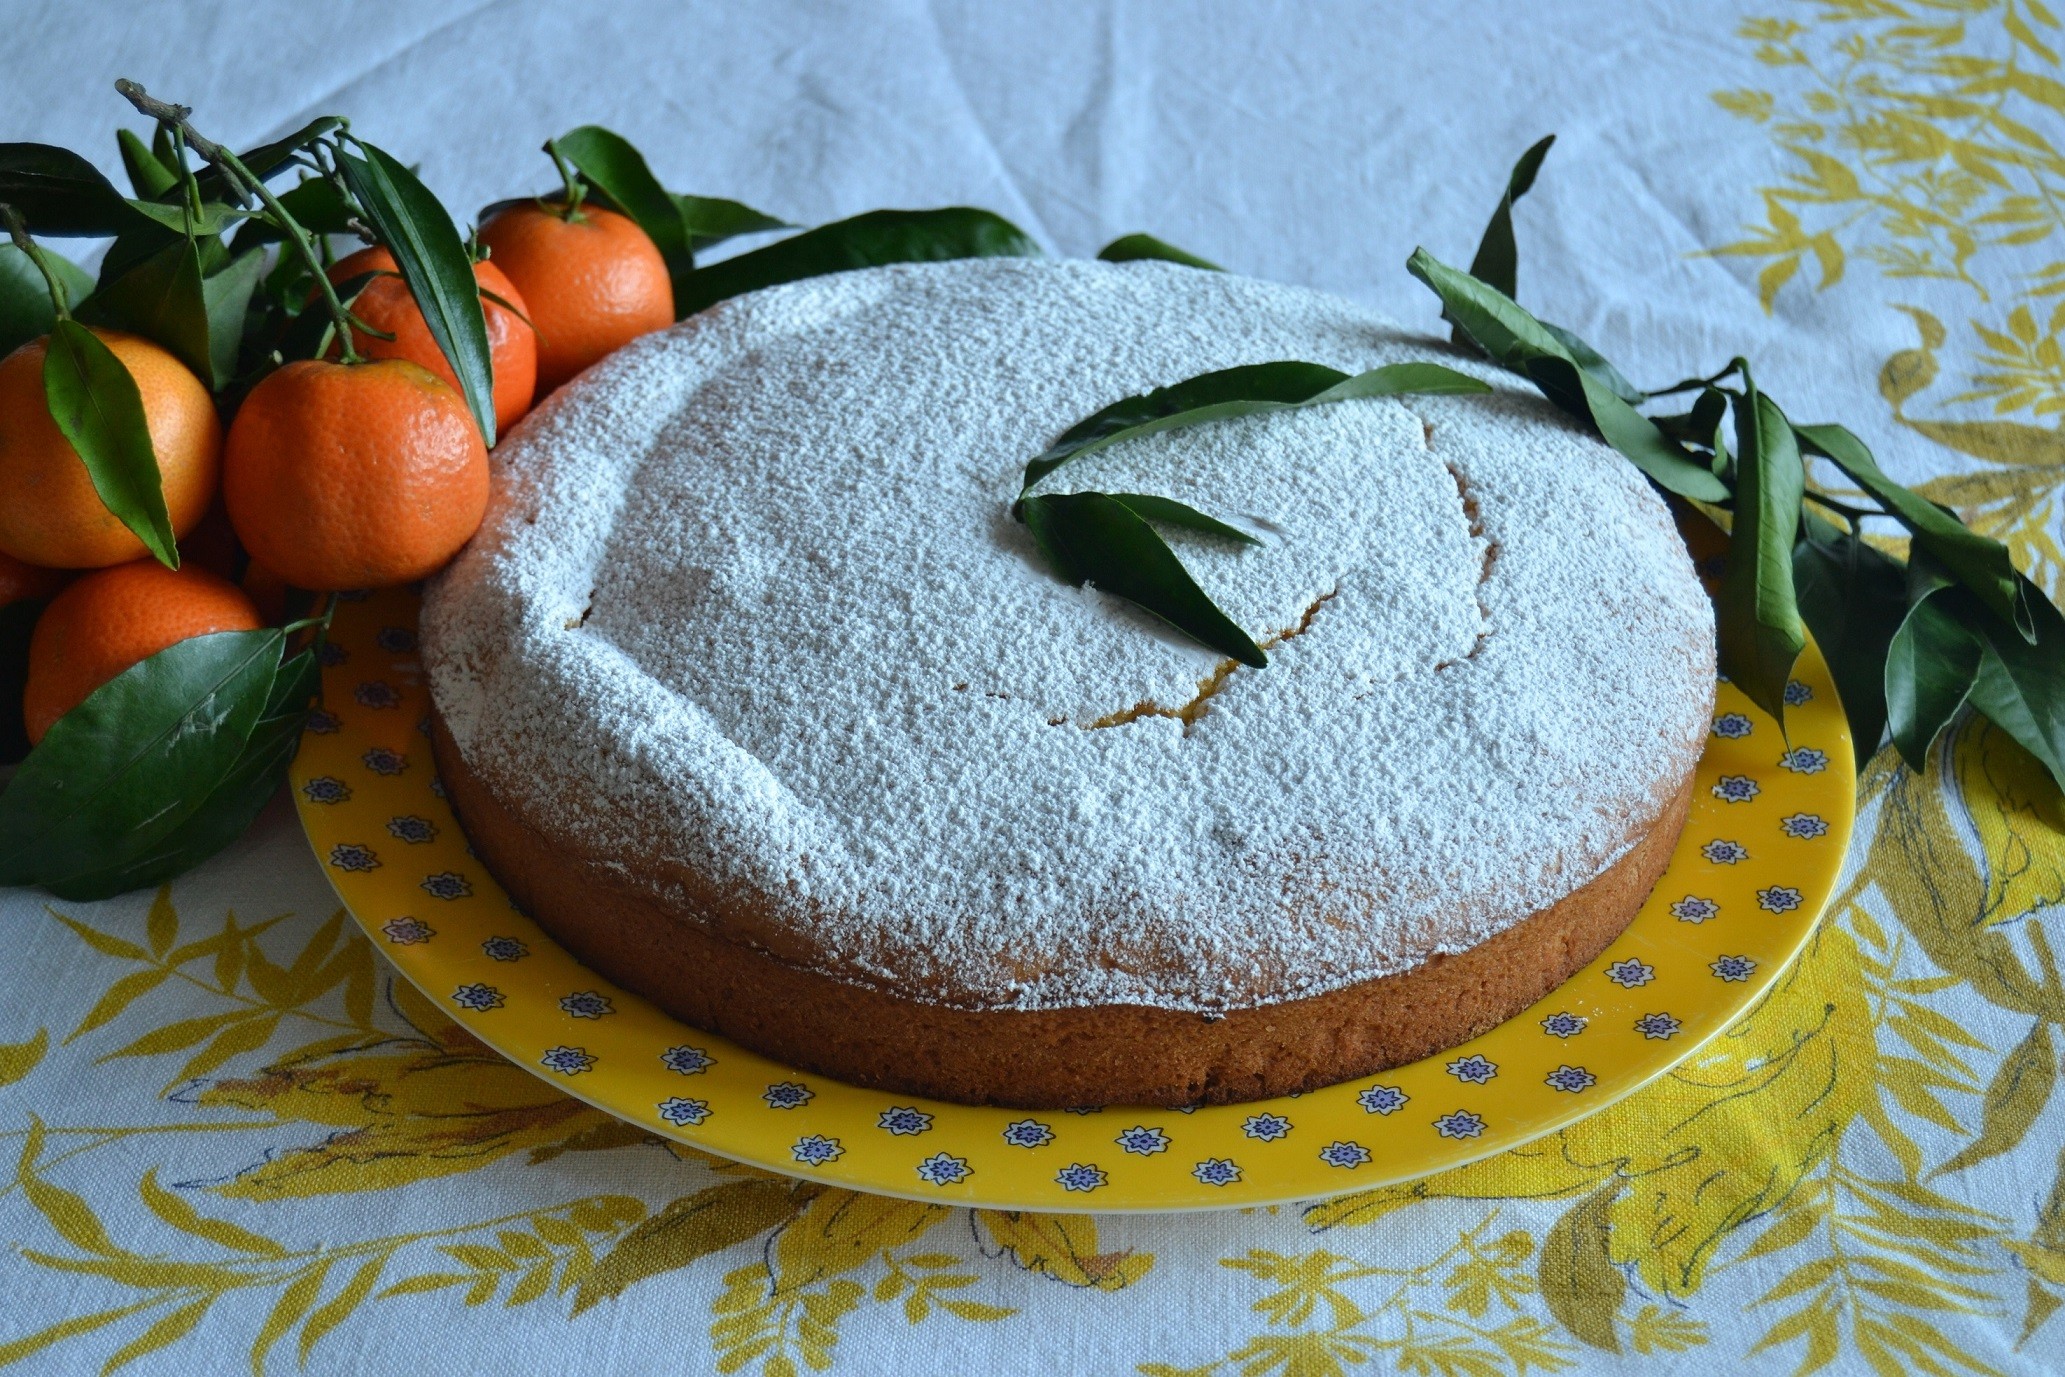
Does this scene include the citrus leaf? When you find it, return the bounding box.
[675,193,789,253]
[1886,585,1982,770]
[1794,421,2028,639]
[116,128,178,199]
[229,176,356,251]
[41,318,178,567]
[1107,494,1259,545]
[0,142,143,236]
[552,125,690,292]
[1021,491,1266,667]
[1462,134,1554,304]
[1717,383,1805,724]
[1539,319,1646,404]
[1968,573,2065,791]
[75,236,212,382]
[191,116,344,205]
[1023,359,1490,493]
[1096,233,1222,270]
[1793,518,1908,763]
[201,249,264,388]
[337,141,496,445]
[675,207,1039,318]
[574,1179,815,1314]
[1407,247,1727,501]
[0,629,282,898]
[0,243,91,356]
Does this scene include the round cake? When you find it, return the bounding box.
[421,256,1715,1108]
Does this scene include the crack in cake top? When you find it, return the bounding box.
[422,257,1714,1013]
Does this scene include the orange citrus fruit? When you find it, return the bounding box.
[22,560,261,744]
[327,245,538,433]
[222,359,489,591]
[0,550,67,607]
[477,203,673,392]
[0,328,221,569]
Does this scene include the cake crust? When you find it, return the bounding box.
[432,711,1692,1107]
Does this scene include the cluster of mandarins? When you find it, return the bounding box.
[1,199,671,746]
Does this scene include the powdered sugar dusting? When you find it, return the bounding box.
[422,258,1714,1013]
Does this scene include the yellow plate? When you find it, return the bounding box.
[293,585,1852,1212]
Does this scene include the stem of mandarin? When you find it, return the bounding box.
[0,205,73,319]
[113,79,367,364]
[543,138,587,220]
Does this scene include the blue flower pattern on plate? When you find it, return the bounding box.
[301,776,350,804]
[1192,1158,1241,1186]
[661,1045,714,1075]
[1635,1012,1682,1040]
[1757,885,1803,914]
[1445,1055,1497,1084]
[1116,1125,1170,1156]
[1433,1110,1487,1140]
[353,681,400,709]
[792,1135,842,1166]
[1779,746,1828,774]
[916,1153,971,1186]
[1605,958,1654,988]
[658,1097,710,1126]
[1242,1113,1292,1142]
[1540,1012,1587,1039]
[1711,712,1753,739]
[1545,1065,1596,1093]
[1780,812,1829,839]
[1356,1085,1408,1115]
[1712,775,1760,803]
[540,1046,593,1075]
[420,872,471,900]
[560,991,612,1019]
[879,1107,933,1136]
[1670,896,1719,924]
[763,1082,813,1109]
[1054,1163,1106,1193]
[452,983,503,1012]
[1002,1120,1053,1148]
[1711,954,1758,982]
[386,814,437,843]
[380,917,432,944]
[362,747,407,776]
[481,936,528,962]
[1318,1140,1372,1169]
[1702,839,1748,864]
[328,844,378,872]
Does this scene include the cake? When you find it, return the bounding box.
[421,257,1715,1108]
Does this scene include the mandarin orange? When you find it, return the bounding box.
[0,328,220,569]
[222,359,488,591]
[22,560,261,744]
[327,245,538,433]
[477,203,672,392]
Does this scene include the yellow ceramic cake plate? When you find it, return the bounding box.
[293,585,1853,1212]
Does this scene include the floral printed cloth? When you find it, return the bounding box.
[5,2,2065,1372]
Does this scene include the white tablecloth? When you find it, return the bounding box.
[5,3,2063,1373]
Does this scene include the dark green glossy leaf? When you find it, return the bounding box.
[0,597,43,765]
[1651,387,1728,448]
[76,236,211,382]
[1886,585,1982,771]
[1407,248,1728,502]
[0,629,282,896]
[553,126,690,296]
[122,198,240,238]
[1968,574,2065,791]
[675,207,1040,318]
[1716,383,1805,724]
[1023,359,1490,494]
[1461,134,1553,304]
[269,271,377,365]
[1793,421,2028,639]
[42,319,178,567]
[338,141,496,445]
[231,176,357,251]
[117,128,179,199]
[1021,491,1264,667]
[1096,234,1222,271]
[1106,493,1259,545]
[1793,520,1907,765]
[675,194,789,253]
[192,116,343,204]
[202,250,264,389]
[44,647,316,899]
[0,143,141,235]
[1538,320,1644,404]
[0,242,92,356]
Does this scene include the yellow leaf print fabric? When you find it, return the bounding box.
[4,4,2065,1373]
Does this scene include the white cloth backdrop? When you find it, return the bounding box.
[4,3,2062,1374]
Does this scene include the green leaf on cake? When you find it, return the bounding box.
[674,207,1041,317]
[41,318,179,569]
[1105,493,1260,545]
[1096,233,1222,271]
[1021,359,1491,493]
[0,629,287,899]
[1021,491,1267,668]
[337,139,498,446]
[1716,378,1805,725]
[1407,247,1727,502]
